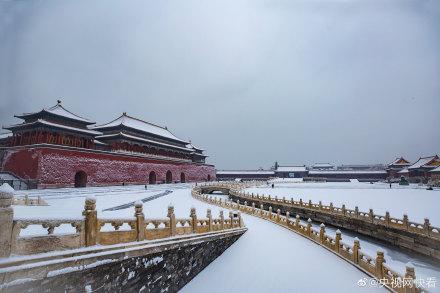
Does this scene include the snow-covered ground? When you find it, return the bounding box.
[247,181,440,226]
[245,181,440,291]
[11,184,385,292]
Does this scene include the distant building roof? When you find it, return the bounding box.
[0,132,12,139]
[312,163,334,168]
[388,157,411,167]
[15,101,95,125]
[276,166,307,172]
[430,166,440,173]
[92,113,188,144]
[309,170,387,175]
[216,170,275,175]
[408,155,439,170]
[398,168,409,174]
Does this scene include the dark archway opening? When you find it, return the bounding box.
[149,171,156,184]
[207,174,211,181]
[74,171,87,188]
[166,171,172,183]
[180,172,186,183]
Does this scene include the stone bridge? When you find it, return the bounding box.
[198,182,440,261]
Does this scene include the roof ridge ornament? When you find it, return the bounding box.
[57,99,62,105]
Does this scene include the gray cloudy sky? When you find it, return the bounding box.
[0,0,439,169]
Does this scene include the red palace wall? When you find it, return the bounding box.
[1,145,216,188]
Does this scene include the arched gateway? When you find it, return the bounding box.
[149,171,156,184]
[166,171,172,183]
[74,171,87,188]
[180,172,186,183]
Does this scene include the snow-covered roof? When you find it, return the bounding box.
[312,163,334,168]
[4,119,102,136]
[388,157,411,166]
[92,113,188,144]
[96,132,194,152]
[408,156,439,170]
[276,166,307,172]
[430,166,440,173]
[309,170,387,175]
[216,170,275,175]
[398,168,409,174]
[0,132,12,139]
[186,142,204,151]
[93,139,107,146]
[15,101,94,125]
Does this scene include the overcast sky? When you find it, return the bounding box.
[0,0,439,169]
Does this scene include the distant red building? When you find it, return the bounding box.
[386,157,411,179]
[0,101,215,188]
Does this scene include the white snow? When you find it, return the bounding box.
[92,114,187,143]
[276,166,307,172]
[0,183,15,193]
[249,182,440,226]
[9,183,439,292]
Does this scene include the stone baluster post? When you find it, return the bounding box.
[424,218,430,235]
[252,202,255,213]
[134,202,146,241]
[24,194,29,206]
[283,197,286,203]
[275,196,278,202]
[369,209,374,223]
[190,207,197,233]
[319,201,322,210]
[238,212,243,227]
[308,199,312,208]
[404,263,417,293]
[354,206,359,218]
[167,205,176,237]
[268,195,271,201]
[236,199,240,211]
[295,215,300,228]
[319,223,325,243]
[353,237,360,264]
[229,211,234,228]
[0,184,14,257]
[307,218,312,237]
[375,251,385,279]
[341,204,346,216]
[83,196,98,246]
[403,214,409,230]
[276,209,281,222]
[290,198,294,206]
[335,229,341,253]
[268,206,273,220]
[207,209,213,231]
[260,204,264,216]
[286,212,290,227]
[385,211,390,227]
[330,202,334,213]
[219,210,225,230]
[37,195,42,205]
[299,198,303,206]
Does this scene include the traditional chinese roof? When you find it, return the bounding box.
[3,119,101,136]
[15,101,95,125]
[276,166,307,172]
[398,168,409,174]
[309,170,387,175]
[186,141,204,151]
[312,163,334,168]
[430,166,440,173]
[408,155,440,170]
[92,113,188,144]
[388,157,411,167]
[96,132,194,152]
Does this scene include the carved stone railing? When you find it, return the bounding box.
[192,183,426,293]
[199,182,440,249]
[1,193,243,257]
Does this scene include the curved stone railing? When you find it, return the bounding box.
[1,195,243,257]
[198,182,440,260]
[192,182,429,293]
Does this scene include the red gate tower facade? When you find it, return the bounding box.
[0,101,215,188]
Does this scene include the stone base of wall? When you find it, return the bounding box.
[0,229,246,292]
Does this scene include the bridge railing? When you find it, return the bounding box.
[220,187,440,240]
[0,193,243,257]
[192,184,423,293]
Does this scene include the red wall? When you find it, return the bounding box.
[1,146,216,188]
